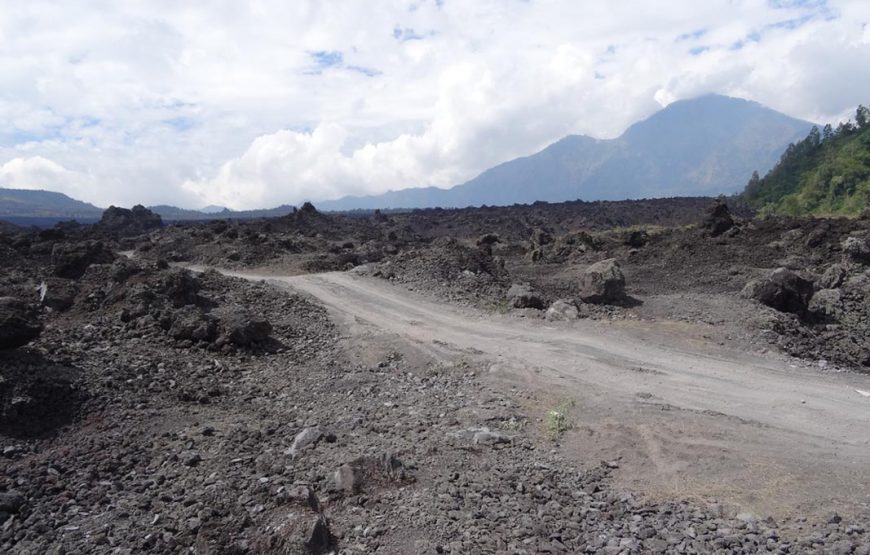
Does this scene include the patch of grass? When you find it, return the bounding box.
[608,223,667,235]
[545,399,575,440]
[492,299,512,314]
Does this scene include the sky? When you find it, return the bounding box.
[0,0,868,210]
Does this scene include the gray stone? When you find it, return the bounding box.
[0,491,24,513]
[161,269,202,308]
[217,309,272,346]
[168,306,218,342]
[545,299,579,321]
[334,453,407,494]
[700,199,734,237]
[50,240,116,279]
[842,236,870,264]
[37,278,78,312]
[819,264,848,289]
[0,297,42,350]
[507,284,546,310]
[472,430,511,446]
[100,205,162,235]
[744,268,814,317]
[286,427,330,458]
[809,288,843,319]
[181,451,202,467]
[579,258,625,304]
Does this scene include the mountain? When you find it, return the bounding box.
[0,188,103,225]
[148,204,296,221]
[200,204,229,214]
[0,188,297,227]
[319,95,814,210]
[742,105,870,216]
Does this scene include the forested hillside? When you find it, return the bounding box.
[742,105,870,216]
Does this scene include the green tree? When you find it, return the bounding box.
[740,104,870,216]
[807,126,821,147]
[857,105,869,130]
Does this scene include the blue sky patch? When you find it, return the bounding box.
[348,65,381,77]
[310,50,343,68]
[768,0,826,9]
[677,28,707,42]
[729,30,763,50]
[768,14,814,31]
[163,116,195,131]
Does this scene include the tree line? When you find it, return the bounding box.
[742,105,870,216]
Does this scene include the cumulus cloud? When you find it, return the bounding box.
[1,0,869,209]
[0,157,95,200]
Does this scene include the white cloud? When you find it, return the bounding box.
[1,0,869,209]
[0,157,95,200]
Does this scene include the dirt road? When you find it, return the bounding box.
[206,267,870,520]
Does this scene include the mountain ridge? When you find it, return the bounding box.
[1,95,816,220]
[0,188,298,226]
[318,94,814,210]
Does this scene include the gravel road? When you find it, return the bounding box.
[206,267,870,520]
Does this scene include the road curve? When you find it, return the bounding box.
[275,272,870,444]
[195,266,870,516]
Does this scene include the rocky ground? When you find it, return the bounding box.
[1,201,869,553]
[363,201,870,371]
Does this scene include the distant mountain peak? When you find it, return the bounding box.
[200,204,229,214]
[317,94,814,211]
[0,187,103,220]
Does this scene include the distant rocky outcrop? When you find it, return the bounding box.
[700,199,735,237]
[50,240,116,279]
[99,205,162,235]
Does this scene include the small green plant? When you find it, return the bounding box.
[545,399,575,440]
[492,299,511,314]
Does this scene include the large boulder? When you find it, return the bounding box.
[161,269,202,307]
[842,236,870,264]
[0,360,82,437]
[0,491,24,515]
[51,240,116,279]
[819,264,848,289]
[506,283,546,310]
[0,298,42,350]
[168,306,218,342]
[546,299,579,321]
[742,268,814,317]
[622,229,649,247]
[99,205,162,235]
[250,514,335,555]
[808,288,843,319]
[530,228,553,247]
[37,278,78,312]
[579,258,625,304]
[216,309,273,346]
[700,199,734,237]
